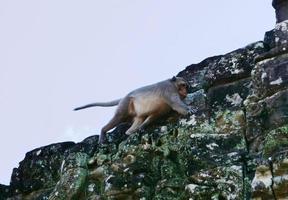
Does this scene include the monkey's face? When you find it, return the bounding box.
[178,83,188,99]
[172,77,189,99]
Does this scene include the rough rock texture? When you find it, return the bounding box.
[273,0,288,23]
[1,2,288,200]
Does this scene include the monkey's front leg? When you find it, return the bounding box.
[167,95,189,116]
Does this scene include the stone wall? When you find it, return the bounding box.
[1,1,288,200]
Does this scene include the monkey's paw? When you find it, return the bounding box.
[125,130,133,135]
[188,108,197,115]
[98,134,107,144]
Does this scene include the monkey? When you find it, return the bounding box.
[74,76,191,144]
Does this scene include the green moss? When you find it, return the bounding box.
[263,124,288,158]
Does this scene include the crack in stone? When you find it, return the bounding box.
[268,158,278,200]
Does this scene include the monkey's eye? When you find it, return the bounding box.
[180,83,187,88]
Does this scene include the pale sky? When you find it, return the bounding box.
[0,1,274,185]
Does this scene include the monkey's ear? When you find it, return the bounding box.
[171,76,177,82]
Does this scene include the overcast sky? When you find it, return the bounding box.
[0,1,274,185]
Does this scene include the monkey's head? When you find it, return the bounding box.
[171,76,189,99]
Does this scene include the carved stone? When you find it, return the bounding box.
[273,0,288,23]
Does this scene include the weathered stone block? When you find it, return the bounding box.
[48,153,89,200]
[207,78,251,110]
[10,142,75,195]
[264,20,288,49]
[251,165,274,199]
[265,89,288,129]
[178,42,266,91]
[252,53,288,98]
[273,159,288,199]
[273,0,288,23]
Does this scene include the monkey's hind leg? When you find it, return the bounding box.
[99,115,125,144]
[138,114,159,131]
[125,117,145,135]
[99,98,131,144]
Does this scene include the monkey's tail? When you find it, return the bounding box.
[74,99,121,111]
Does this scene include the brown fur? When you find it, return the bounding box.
[74,77,190,143]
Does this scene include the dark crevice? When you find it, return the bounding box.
[241,155,249,200]
[242,107,254,199]
[268,158,278,200]
[255,44,288,63]
[208,75,252,90]
[242,107,250,154]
